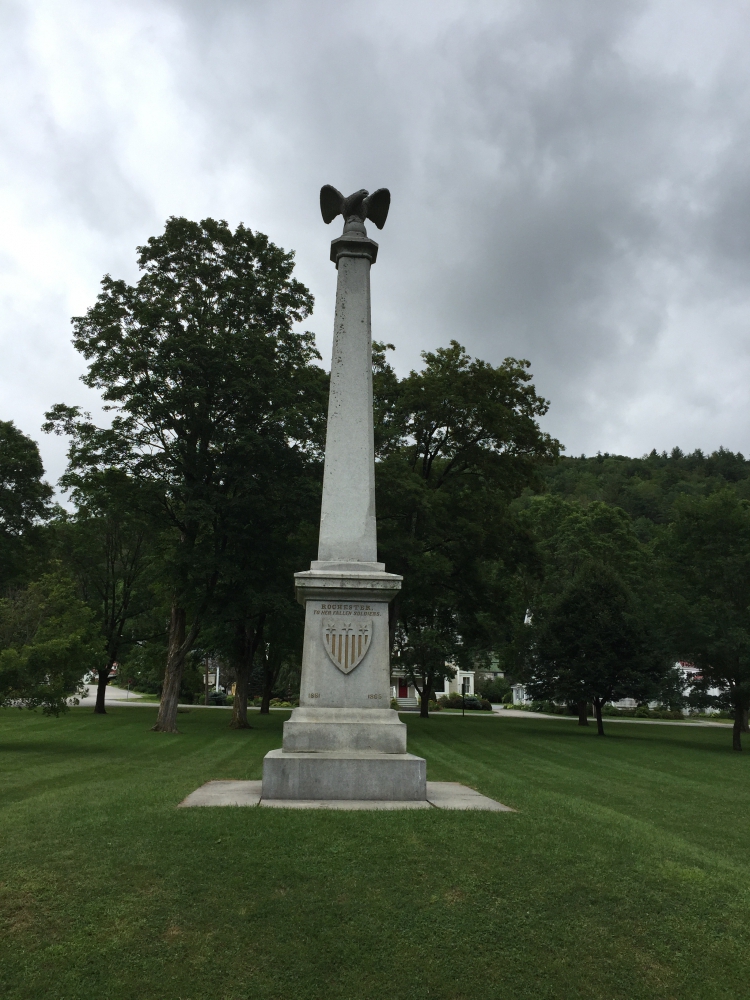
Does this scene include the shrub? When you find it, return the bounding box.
[530,700,560,713]
[0,573,101,715]
[438,693,460,709]
[476,676,511,703]
[437,694,490,711]
[440,694,486,710]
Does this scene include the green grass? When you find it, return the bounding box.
[1,706,748,1000]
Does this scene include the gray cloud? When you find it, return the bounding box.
[2,0,750,487]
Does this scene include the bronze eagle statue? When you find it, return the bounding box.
[320,185,390,230]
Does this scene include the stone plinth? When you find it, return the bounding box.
[262,750,426,801]
[282,707,406,753]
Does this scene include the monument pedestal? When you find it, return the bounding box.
[261,563,427,802]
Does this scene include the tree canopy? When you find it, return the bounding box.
[374,341,559,715]
[660,490,750,750]
[0,420,54,590]
[525,561,667,735]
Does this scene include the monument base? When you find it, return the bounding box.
[261,749,427,801]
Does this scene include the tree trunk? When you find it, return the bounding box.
[388,597,399,656]
[742,707,749,734]
[419,676,431,718]
[577,701,589,726]
[231,615,264,728]
[260,665,274,715]
[152,601,186,733]
[204,659,210,706]
[94,666,110,715]
[733,701,743,751]
[230,620,251,729]
[593,697,605,736]
[230,659,251,728]
[259,639,277,717]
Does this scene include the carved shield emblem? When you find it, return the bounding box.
[322,617,373,674]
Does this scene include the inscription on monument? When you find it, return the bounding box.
[313,603,382,616]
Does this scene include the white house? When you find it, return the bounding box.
[390,664,476,708]
[511,683,529,705]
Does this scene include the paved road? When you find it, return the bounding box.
[70,687,267,710]
[68,688,732,727]
[491,705,731,728]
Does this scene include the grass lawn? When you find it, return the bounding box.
[1,707,748,1000]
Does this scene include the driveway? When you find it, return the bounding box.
[74,684,147,707]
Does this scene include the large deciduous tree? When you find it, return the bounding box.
[0,420,53,591]
[525,561,666,735]
[662,489,750,751]
[46,217,325,733]
[374,341,559,717]
[202,450,320,727]
[50,470,157,715]
[514,494,666,725]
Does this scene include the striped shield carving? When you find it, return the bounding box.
[322,617,373,674]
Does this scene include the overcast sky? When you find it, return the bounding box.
[2,0,750,485]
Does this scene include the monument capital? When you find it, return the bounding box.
[329,232,379,266]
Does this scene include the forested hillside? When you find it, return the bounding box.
[540,448,750,535]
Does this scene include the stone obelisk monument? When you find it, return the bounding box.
[261,186,427,801]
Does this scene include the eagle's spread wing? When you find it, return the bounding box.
[320,185,345,224]
[364,188,390,230]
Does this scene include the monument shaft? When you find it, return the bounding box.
[318,253,377,564]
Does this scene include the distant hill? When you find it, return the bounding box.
[539,447,750,533]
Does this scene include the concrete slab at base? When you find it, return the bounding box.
[178,779,513,811]
[426,781,515,812]
[262,748,426,801]
[260,798,431,810]
[178,780,262,808]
